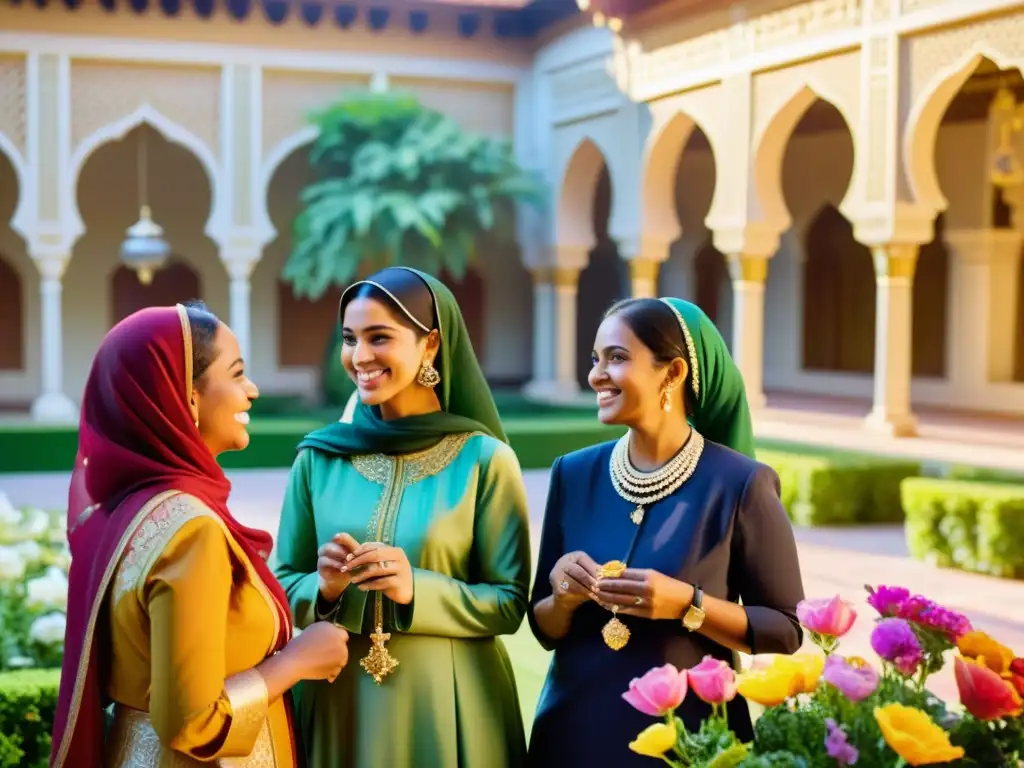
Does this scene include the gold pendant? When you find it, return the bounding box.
[630,506,645,525]
[360,624,399,684]
[599,560,627,579]
[602,609,630,651]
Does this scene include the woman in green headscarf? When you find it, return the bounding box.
[273,267,531,768]
[526,297,805,767]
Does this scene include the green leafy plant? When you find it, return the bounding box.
[282,88,547,299]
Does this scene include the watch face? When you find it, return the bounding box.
[683,606,706,630]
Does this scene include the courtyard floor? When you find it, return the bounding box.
[4,465,1023,722]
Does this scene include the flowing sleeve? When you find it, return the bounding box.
[145,513,269,759]
[393,441,531,638]
[732,465,805,655]
[272,449,368,633]
[526,455,564,651]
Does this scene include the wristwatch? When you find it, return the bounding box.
[681,585,706,632]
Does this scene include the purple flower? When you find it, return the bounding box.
[897,597,972,642]
[822,656,880,702]
[825,718,858,765]
[870,618,924,676]
[866,585,909,617]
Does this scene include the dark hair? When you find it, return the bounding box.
[339,268,436,339]
[183,300,220,383]
[604,298,696,413]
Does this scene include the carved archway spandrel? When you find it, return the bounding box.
[752,51,860,146]
[905,11,1024,109]
[0,56,27,158]
[261,70,368,158]
[70,62,221,159]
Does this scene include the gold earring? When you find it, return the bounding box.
[194,419,199,428]
[661,388,673,413]
[417,361,441,388]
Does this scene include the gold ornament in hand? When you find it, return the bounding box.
[360,624,399,684]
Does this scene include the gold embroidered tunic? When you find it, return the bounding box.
[104,492,298,767]
[273,433,532,768]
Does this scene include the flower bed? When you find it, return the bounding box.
[903,477,1024,580]
[623,586,1023,766]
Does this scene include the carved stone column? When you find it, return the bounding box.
[30,254,77,422]
[526,267,555,391]
[865,244,919,437]
[222,247,260,367]
[727,254,770,410]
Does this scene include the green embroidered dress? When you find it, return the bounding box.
[273,268,531,768]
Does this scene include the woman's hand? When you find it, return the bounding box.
[594,567,694,620]
[344,542,414,605]
[286,621,350,682]
[317,532,361,603]
[549,551,600,609]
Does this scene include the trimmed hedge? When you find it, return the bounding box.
[903,477,1024,580]
[760,451,920,526]
[0,669,60,768]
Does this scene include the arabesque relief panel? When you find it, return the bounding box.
[0,55,27,158]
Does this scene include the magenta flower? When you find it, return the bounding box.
[796,596,857,638]
[866,585,909,617]
[870,618,924,676]
[824,718,858,765]
[822,655,880,702]
[622,664,688,716]
[687,656,737,705]
[896,596,972,642]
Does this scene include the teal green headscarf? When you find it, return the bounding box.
[299,267,507,456]
[660,297,756,459]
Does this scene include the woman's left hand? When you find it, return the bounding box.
[344,543,414,605]
[594,568,694,620]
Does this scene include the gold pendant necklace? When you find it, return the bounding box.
[598,560,631,651]
[609,430,705,525]
[361,605,399,684]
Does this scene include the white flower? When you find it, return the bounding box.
[6,655,34,669]
[15,540,44,567]
[26,566,68,611]
[21,508,50,540]
[0,545,25,582]
[0,493,21,526]
[29,613,66,646]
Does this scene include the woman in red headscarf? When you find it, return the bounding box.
[50,302,350,767]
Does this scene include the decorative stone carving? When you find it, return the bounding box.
[0,56,27,158]
[70,62,221,161]
[749,0,862,53]
[549,60,623,125]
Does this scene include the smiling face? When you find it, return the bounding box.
[191,323,259,455]
[589,313,685,428]
[341,295,440,419]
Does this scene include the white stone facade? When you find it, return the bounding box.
[0,0,1023,433]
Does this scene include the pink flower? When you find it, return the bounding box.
[822,655,880,702]
[687,656,737,705]
[622,664,688,716]
[796,596,857,638]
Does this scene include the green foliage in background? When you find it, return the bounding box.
[282,89,547,299]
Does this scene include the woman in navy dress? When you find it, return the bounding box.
[527,297,806,766]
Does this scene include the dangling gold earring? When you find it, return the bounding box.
[417,360,441,388]
[661,387,673,413]
[194,419,200,428]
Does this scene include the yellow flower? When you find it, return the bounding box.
[957,630,1015,676]
[628,722,677,758]
[874,704,965,766]
[773,653,825,694]
[737,667,795,707]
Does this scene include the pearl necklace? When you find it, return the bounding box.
[609,430,705,524]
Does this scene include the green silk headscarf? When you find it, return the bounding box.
[298,267,507,456]
[660,297,757,459]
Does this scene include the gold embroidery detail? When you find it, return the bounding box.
[350,432,475,487]
[660,298,701,399]
[105,704,277,767]
[222,669,270,756]
[112,495,207,605]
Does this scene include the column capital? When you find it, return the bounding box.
[726,253,769,284]
[849,202,934,250]
[552,266,581,288]
[616,233,674,264]
[710,222,780,260]
[30,253,70,282]
[220,241,262,281]
[871,243,919,280]
[629,259,660,283]
[552,243,590,272]
[944,228,1023,266]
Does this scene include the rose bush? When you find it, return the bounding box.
[0,492,69,671]
[623,584,1024,766]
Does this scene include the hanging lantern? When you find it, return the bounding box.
[119,125,170,284]
[120,205,171,285]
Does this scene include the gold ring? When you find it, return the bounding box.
[559,580,570,591]
[380,560,392,569]
[634,596,644,606]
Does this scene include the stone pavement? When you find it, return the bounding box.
[4,467,1023,701]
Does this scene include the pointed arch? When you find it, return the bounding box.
[641,111,714,242]
[0,133,31,242]
[67,105,223,248]
[556,137,610,248]
[257,125,319,243]
[906,49,1024,215]
[753,85,856,232]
